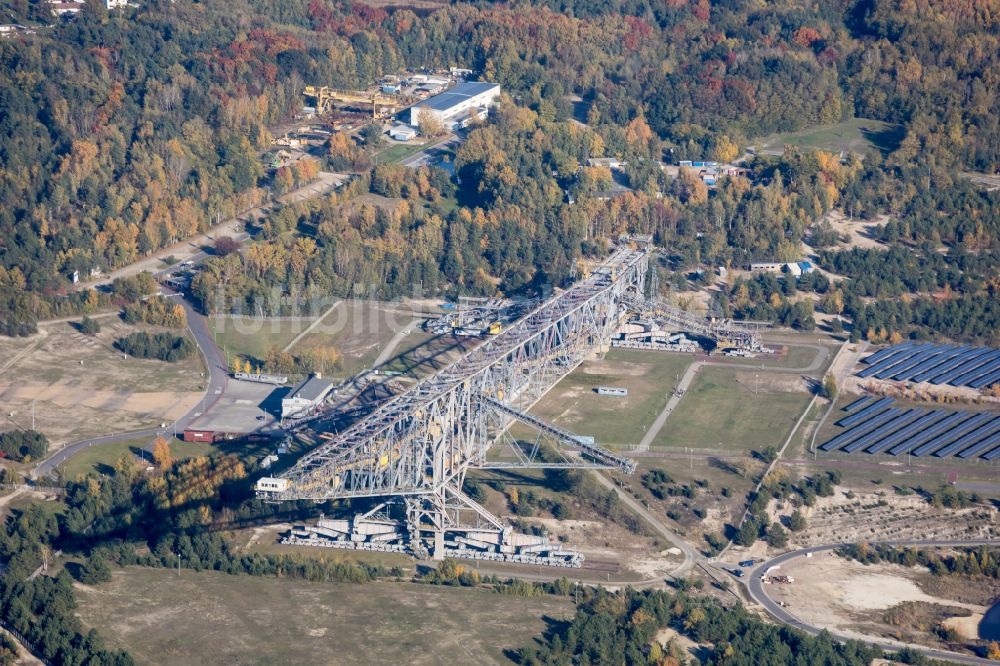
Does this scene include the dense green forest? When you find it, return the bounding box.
[2,0,999,342]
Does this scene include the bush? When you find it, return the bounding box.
[80,316,101,336]
[76,555,113,585]
[122,297,186,328]
[819,375,838,399]
[115,332,195,362]
[758,446,779,463]
[0,430,48,462]
[787,510,806,532]
[0,633,16,666]
[766,523,788,548]
[214,236,240,256]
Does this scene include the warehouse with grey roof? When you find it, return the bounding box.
[407,81,501,131]
[281,374,334,419]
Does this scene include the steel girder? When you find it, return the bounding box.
[257,247,647,503]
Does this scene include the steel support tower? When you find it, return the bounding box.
[257,247,647,564]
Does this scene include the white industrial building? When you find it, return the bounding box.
[408,81,501,131]
[389,124,417,142]
[281,374,334,419]
[750,260,816,277]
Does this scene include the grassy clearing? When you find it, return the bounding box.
[751,117,904,157]
[377,141,431,164]
[58,438,221,481]
[209,317,303,363]
[292,303,428,379]
[526,350,695,447]
[653,366,812,451]
[76,567,570,666]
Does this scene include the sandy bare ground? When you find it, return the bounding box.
[844,374,1000,407]
[0,321,202,446]
[770,485,998,548]
[825,210,888,251]
[771,555,988,645]
[942,612,984,640]
[513,514,682,579]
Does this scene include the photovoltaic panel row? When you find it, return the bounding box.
[842,409,925,454]
[857,345,936,379]
[970,368,1000,390]
[835,397,894,428]
[842,396,877,414]
[910,412,994,457]
[861,342,918,366]
[857,343,1000,389]
[929,349,1000,385]
[819,403,1000,459]
[951,355,1000,387]
[821,408,903,452]
[892,346,966,382]
[934,417,1000,458]
[875,344,955,380]
[865,410,944,454]
[958,431,1000,459]
[914,347,994,383]
[887,411,970,456]
[983,443,1000,461]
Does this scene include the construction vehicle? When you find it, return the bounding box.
[303,85,397,121]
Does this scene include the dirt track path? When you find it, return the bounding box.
[372,320,421,368]
[282,301,342,353]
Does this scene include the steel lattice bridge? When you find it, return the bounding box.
[257,247,648,566]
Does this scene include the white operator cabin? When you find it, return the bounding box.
[408,81,500,131]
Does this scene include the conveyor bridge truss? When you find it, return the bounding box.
[257,248,647,565]
[625,296,764,351]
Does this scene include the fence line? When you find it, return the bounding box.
[0,617,54,666]
[0,483,64,495]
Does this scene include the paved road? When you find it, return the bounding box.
[399,134,461,168]
[33,289,228,479]
[747,540,1000,665]
[636,362,702,452]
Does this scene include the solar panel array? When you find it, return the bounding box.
[819,397,1000,460]
[858,343,1000,389]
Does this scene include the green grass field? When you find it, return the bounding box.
[376,141,431,164]
[652,366,812,451]
[59,437,225,481]
[752,117,904,158]
[77,568,570,665]
[526,350,694,447]
[210,317,304,364]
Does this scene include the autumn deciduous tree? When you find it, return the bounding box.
[820,374,837,400]
[152,436,174,468]
[710,135,740,163]
[419,113,445,138]
[214,236,240,256]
